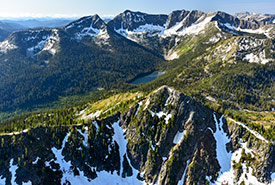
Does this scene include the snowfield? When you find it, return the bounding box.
[210,114,271,185]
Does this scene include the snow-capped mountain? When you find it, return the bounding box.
[1,9,274,61]
[106,10,274,59]
[65,14,106,40]
[235,12,275,25]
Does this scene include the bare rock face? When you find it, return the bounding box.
[121,86,220,185]
[107,10,168,31]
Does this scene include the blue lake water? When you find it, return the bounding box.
[130,72,165,85]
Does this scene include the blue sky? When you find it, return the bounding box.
[0,0,274,18]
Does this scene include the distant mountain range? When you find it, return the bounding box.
[1,18,76,29]
[0,9,274,185]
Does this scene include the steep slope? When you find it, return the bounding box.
[107,10,275,60]
[0,86,274,185]
[0,14,162,112]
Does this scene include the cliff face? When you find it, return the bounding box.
[0,86,274,185]
[120,86,219,184]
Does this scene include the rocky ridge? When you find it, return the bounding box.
[0,86,274,185]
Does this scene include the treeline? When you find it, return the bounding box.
[0,107,78,133]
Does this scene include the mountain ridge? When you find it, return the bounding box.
[0,86,274,184]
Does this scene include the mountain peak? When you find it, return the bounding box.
[108,10,168,32]
[64,14,106,40]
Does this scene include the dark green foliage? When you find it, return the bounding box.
[0,107,77,133]
[0,30,162,114]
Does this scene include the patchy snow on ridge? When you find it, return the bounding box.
[164,15,214,37]
[70,17,102,40]
[179,15,213,36]
[81,110,102,120]
[51,133,93,185]
[222,23,271,38]
[210,115,268,185]
[228,118,268,143]
[243,52,270,65]
[132,24,165,34]
[96,29,110,41]
[215,142,265,185]
[0,40,17,53]
[27,35,51,57]
[75,27,100,40]
[149,110,172,124]
[42,29,59,55]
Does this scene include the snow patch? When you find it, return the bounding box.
[173,130,186,144]
[0,176,5,185]
[27,35,50,57]
[9,159,18,185]
[177,160,190,185]
[143,98,150,110]
[78,127,89,147]
[5,129,29,136]
[112,120,126,172]
[209,35,220,43]
[32,157,40,165]
[243,53,260,63]
[42,29,59,55]
[111,120,142,184]
[206,96,216,102]
[243,52,270,65]
[22,181,32,185]
[165,50,179,60]
[96,29,110,41]
[135,101,143,115]
[211,114,232,174]
[149,110,172,124]
[223,23,271,38]
[166,15,214,37]
[271,173,275,185]
[115,23,166,37]
[81,110,102,120]
[0,40,17,53]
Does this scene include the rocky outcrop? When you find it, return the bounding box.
[107,10,168,31]
[120,86,221,184]
[0,86,274,185]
